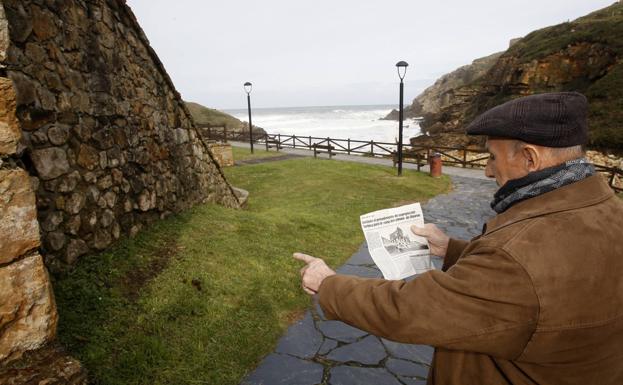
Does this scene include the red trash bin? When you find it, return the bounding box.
[430,152,442,178]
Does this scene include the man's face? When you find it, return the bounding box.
[484,138,530,187]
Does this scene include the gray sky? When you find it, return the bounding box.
[126,0,614,109]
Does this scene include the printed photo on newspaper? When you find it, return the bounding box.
[360,203,432,280]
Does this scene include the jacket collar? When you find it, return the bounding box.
[484,174,614,235]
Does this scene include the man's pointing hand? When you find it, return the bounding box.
[293,252,336,295]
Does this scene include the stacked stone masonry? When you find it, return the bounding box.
[1,0,239,271]
[0,0,239,380]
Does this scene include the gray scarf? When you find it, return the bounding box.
[491,158,595,214]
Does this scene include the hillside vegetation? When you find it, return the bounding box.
[185,101,244,129]
[410,2,623,151]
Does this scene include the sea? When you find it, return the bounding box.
[224,105,421,144]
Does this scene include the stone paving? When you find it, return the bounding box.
[241,175,497,385]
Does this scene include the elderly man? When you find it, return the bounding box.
[294,92,623,385]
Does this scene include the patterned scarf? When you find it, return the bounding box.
[491,158,595,214]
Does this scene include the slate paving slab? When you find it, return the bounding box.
[241,175,497,384]
[329,366,403,385]
[317,320,368,343]
[326,335,387,365]
[240,354,323,385]
[275,313,323,359]
[386,358,430,378]
[381,340,434,365]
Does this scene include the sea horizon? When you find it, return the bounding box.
[223,104,421,143]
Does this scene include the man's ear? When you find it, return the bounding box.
[521,145,540,172]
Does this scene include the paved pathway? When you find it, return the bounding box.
[241,175,497,385]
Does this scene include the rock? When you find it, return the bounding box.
[240,354,323,385]
[2,4,32,43]
[100,209,114,227]
[103,191,117,208]
[76,144,99,170]
[65,239,89,264]
[174,128,189,144]
[0,343,87,385]
[111,221,121,239]
[0,77,21,155]
[93,228,111,250]
[46,231,65,251]
[386,358,430,378]
[65,215,81,235]
[92,128,115,149]
[274,313,323,359]
[97,175,113,189]
[329,366,402,385]
[57,171,80,192]
[31,5,58,40]
[47,124,70,145]
[138,190,151,211]
[0,254,58,362]
[336,264,382,278]
[318,338,338,355]
[8,71,36,106]
[41,210,64,232]
[99,150,107,169]
[327,335,387,365]
[317,320,368,343]
[30,148,70,180]
[64,192,85,214]
[0,169,40,264]
[382,339,434,365]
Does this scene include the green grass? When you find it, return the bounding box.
[232,146,285,162]
[185,101,244,129]
[53,158,449,385]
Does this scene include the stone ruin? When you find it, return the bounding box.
[0,0,240,381]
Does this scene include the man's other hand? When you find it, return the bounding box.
[293,253,336,295]
[410,224,450,257]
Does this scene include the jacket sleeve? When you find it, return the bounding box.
[442,238,469,271]
[318,246,539,360]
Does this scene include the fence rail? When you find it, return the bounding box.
[199,126,623,193]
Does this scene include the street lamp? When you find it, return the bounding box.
[395,61,408,176]
[244,82,254,153]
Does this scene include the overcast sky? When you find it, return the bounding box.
[126,0,614,109]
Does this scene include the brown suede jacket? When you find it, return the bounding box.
[318,175,623,385]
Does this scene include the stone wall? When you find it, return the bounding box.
[1,0,240,271]
[0,0,241,377]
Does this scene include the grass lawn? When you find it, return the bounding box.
[231,146,285,162]
[53,158,450,385]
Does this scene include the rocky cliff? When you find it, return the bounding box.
[384,51,502,121]
[406,2,623,151]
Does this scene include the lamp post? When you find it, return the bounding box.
[244,81,254,153]
[395,61,408,176]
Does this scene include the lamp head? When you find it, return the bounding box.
[395,61,408,80]
[244,82,252,94]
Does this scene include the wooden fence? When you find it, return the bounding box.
[200,126,623,193]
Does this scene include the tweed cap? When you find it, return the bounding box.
[466,92,588,147]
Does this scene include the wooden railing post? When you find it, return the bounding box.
[463,149,467,168]
[265,133,269,151]
[309,136,312,150]
[293,135,296,149]
[370,140,374,156]
[348,138,351,155]
[278,133,281,151]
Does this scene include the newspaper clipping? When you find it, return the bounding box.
[360,203,432,280]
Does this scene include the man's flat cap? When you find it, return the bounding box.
[466,92,588,147]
